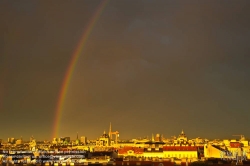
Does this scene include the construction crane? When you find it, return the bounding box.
[232,135,245,141]
[110,131,119,144]
[109,122,119,144]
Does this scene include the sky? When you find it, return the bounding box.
[1,0,250,141]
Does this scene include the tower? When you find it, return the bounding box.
[109,122,112,139]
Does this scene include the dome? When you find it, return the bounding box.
[101,131,109,138]
[102,133,109,138]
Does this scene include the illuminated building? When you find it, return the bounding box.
[7,138,15,144]
[176,130,188,144]
[204,136,250,161]
[118,130,200,160]
[96,131,111,147]
[15,139,22,145]
[80,136,87,145]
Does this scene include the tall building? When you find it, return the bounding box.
[81,136,87,145]
[155,134,161,142]
[8,138,15,144]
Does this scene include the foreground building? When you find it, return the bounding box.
[204,137,250,160]
[117,130,203,160]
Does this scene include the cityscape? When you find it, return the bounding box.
[0,123,250,165]
[1,0,250,165]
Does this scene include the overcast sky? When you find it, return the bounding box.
[1,0,250,141]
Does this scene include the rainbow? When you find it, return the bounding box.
[52,0,109,139]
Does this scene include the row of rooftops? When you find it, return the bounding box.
[117,145,203,155]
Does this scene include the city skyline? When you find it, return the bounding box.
[1,0,250,141]
[1,125,248,142]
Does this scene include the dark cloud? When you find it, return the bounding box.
[1,0,250,141]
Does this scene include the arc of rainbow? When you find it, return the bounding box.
[52,0,109,139]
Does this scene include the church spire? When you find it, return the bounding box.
[109,122,112,138]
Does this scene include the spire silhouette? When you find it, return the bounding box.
[109,122,112,138]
